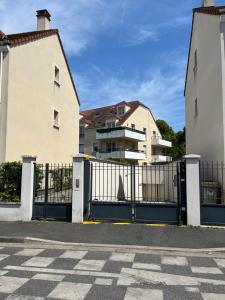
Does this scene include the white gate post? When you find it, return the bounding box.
[184,154,201,226]
[72,155,85,223]
[20,155,36,222]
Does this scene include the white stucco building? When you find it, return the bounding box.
[185,0,225,161]
[0,10,80,163]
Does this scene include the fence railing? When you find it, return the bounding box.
[91,161,179,204]
[200,161,225,205]
[0,162,22,203]
[33,164,72,204]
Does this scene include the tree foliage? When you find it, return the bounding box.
[156,120,185,160]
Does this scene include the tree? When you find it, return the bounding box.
[156,120,185,160]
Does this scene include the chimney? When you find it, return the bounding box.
[202,0,215,7]
[36,9,51,31]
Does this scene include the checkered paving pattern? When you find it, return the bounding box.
[0,246,225,299]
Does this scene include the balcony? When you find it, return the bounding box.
[151,155,172,163]
[96,127,146,142]
[96,149,146,160]
[151,136,172,148]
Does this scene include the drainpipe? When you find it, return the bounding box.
[0,45,9,104]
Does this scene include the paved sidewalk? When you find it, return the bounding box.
[1,244,225,299]
[0,222,225,249]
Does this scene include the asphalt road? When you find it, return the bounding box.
[0,221,225,249]
[0,243,225,299]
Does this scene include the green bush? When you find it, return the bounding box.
[0,162,22,203]
[50,167,72,192]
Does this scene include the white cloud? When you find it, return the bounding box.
[76,51,186,130]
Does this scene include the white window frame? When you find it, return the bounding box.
[79,126,85,137]
[106,121,116,128]
[53,109,60,129]
[117,106,125,116]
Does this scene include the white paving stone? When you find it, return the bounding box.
[94,278,113,285]
[6,295,44,300]
[161,256,188,266]
[48,282,92,300]
[32,273,65,281]
[214,259,225,268]
[191,267,223,275]
[0,254,9,261]
[185,287,200,293]
[0,276,28,293]
[202,293,225,300]
[117,277,137,286]
[74,259,105,271]
[132,262,161,271]
[14,248,44,257]
[124,288,163,300]
[110,252,135,262]
[60,250,87,260]
[22,257,55,268]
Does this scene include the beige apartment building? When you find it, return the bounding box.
[0,10,80,163]
[185,0,225,161]
[79,101,172,164]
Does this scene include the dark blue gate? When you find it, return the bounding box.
[85,160,187,225]
[32,163,72,221]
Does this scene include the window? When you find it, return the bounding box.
[153,131,156,136]
[143,128,147,134]
[106,121,116,128]
[131,124,135,130]
[117,106,125,116]
[106,142,116,152]
[53,109,59,128]
[143,145,147,154]
[79,126,85,138]
[79,144,84,154]
[54,66,60,86]
[92,143,99,152]
[193,49,197,73]
[194,98,198,118]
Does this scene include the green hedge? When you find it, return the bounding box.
[0,162,22,203]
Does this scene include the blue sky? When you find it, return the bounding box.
[0,0,224,131]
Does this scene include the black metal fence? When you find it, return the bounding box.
[0,162,22,203]
[200,161,225,205]
[34,164,72,204]
[91,161,179,204]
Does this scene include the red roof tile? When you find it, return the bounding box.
[80,101,142,128]
[193,5,225,15]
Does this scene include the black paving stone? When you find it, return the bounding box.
[0,255,28,268]
[161,265,193,276]
[48,258,79,270]
[15,279,57,297]
[102,261,133,273]
[188,256,218,267]
[85,285,126,300]
[36,249,65,257]
[84,251,111,260]
[134,253,161,264]
[63,274,95,284]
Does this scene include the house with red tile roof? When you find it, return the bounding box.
[185,0,225,161]
[80,100,172,164]
[0,10,80,163]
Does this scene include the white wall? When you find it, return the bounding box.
[185,13,225,162]
[0,204,21,221]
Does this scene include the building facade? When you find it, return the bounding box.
[185,0,225,161]
[79,101,172,164]
[0,10,80,163]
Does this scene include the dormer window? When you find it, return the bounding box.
[117,106,125,116]
[106,121,116,128]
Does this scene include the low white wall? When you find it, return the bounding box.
[0,203,22,221]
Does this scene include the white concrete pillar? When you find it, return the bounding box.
[72,155,85,223]
[184,154,201,226]
[20,155,36,222]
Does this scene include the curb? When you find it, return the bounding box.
[0,236,223,254]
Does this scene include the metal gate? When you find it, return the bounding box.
[32,163,72,221]
[200,161,225,225]
[85,160,187,225]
